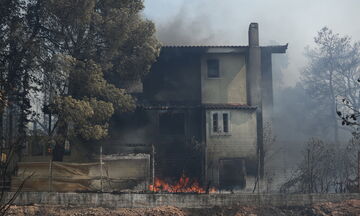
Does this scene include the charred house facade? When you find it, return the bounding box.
[104,23,287,191]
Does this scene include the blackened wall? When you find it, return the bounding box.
[154,108,203,179]
[142,48,203,104]
[103,107,203,180]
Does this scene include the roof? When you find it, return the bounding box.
[162,45,248,49]
[137,103,257,110]
[161,44,288,54]
[261,44,288,53]
[138,104,199,110]
[203,103,257,110]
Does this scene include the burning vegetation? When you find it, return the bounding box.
[149,175,216,193]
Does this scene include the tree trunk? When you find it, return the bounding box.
[333,115,339,143]
[52,143,64,162]
[329,69,339,144]
[52,119,67,162]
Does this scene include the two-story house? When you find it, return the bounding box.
[102,23,287,191]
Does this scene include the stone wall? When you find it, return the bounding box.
[4,192,360,209]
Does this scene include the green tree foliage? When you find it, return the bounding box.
[40,0,159,81]
[54,96,114,140]
[0,0,160,161]
[67,59,135,113]
[35,0,160,154]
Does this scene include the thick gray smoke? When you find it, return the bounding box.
[145,0,360,85]
[155,7,216,46]
[143,0,357,170]
[142,0,360,191]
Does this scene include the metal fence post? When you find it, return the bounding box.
[49,160,53,192]
[358,151,360,192]
[100,145,103,192]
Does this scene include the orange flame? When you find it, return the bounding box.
[149,174,216,193]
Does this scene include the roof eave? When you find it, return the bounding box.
[261,43,288,53]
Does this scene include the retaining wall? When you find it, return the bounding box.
[4,192,360,208]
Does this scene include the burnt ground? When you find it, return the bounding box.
[5,199,360,216]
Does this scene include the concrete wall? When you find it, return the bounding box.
[5,192,360,209]
[201,53,247,104]
[205,109,257,190]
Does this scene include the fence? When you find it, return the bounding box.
[11,154,151,192]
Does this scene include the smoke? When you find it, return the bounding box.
[143,0,357,169]
[155,6,216,46]
[145,0,360,86]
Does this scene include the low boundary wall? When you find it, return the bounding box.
[4,192,360,208]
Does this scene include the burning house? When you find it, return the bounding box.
[12,23,287,193]
[101,23,287,191]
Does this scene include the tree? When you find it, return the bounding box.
[280,138,357,193]
[35,0,160,160]
[262,121,282,193]
[0,1,44,214]
[301,27,360,143]
[0,0,44,145]
[0,1,159,212]
[337,79,360,139]
[273,83,332,142]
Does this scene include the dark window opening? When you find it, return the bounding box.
[212,113,218,133]
[223,113,229,133]
[219,158,246,189]
[207,59,219,78]
[159,113,185,135]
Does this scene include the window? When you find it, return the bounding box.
[159,112,185,135]
[211,111,231,135]
[207,59,219,78]
[213,113,218,133]
[223,113,229,133]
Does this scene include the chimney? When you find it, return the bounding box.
[247,22,264,177]
[248,23,259,47]
[247,22,261,106]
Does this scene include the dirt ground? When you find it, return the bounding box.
[5,199,360,216]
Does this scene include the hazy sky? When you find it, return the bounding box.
[143,0,360,86]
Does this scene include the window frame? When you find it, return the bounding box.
[210,111,231,136]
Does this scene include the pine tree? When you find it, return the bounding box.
[37,0,160,160]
